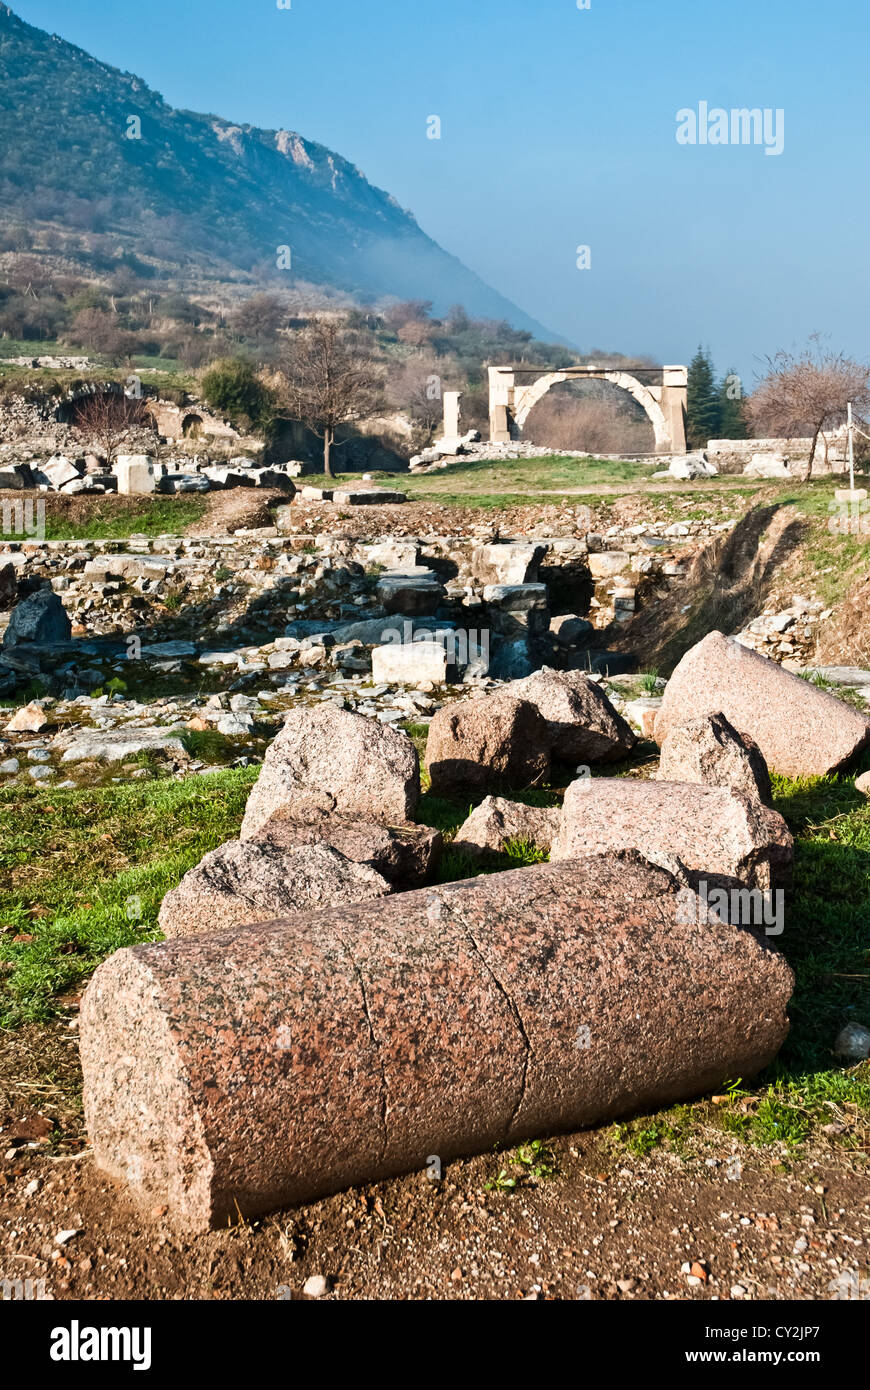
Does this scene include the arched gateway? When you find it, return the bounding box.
[487,363,688,455]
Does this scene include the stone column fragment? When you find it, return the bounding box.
[80,855,793,1232]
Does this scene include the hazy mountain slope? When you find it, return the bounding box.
[0,4,555,336]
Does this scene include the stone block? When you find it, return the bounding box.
[240,705,420,838]
[552,776,793,891]
[425,693,550,795]
[588,552,632,579]
[371,640,448,685]
[472,543,544,587]
[452,796,561,862]
[656,631,870,777]
[657,712,772,805]
[501,669,636,764]
[332,489,406,506]
[115,456,159,496]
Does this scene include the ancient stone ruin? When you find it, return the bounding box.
[72,642,831,1231]
[6,487,863,1234]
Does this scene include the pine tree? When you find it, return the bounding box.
[717,368,749,439]
[686,345,721,447]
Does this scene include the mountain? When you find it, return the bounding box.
[0,4,556,337]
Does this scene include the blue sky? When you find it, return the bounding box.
[11,0,870,383]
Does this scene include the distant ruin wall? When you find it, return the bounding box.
[707,434,850,477]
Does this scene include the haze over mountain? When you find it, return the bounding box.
[0,3,556,336]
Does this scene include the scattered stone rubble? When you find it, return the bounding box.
[0,521,729,689]
[733,596,833,666]
[0,516,860,793]
[70,608,870,1229]
[0,451,301,496]
[411,434,854,480]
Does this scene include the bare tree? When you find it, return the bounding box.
[229,293,287,342]
[73,390,154,464]
[276,317,384,476]
[383,299,434,332]
[65,308,140,362]
[527,387,653,455]
[748,336,870,479]
[386,355,448,440]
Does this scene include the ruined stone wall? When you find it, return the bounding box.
[707,434,849,476]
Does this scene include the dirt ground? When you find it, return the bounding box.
[1,1019,866,1302]
[1,475,776,545]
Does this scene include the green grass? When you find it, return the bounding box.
[768,772,870,1072]
[485,1139,559,1191]
[615,1117,684,1157]
[129,356,198,393]
[0,338,66,358]
[44,496,208,540]
[0,677,50,708]
[608,773,870,1155]
[0,347,195,394]
[344,458,802,511]
[337,455,656,508]
[762,478,870,606]
[0,770,257,1025]
[178,728,245,764]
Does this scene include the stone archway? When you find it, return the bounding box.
[182,413,204,439]
[488,364,688,454]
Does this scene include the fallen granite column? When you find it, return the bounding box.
[80,855,793,1232]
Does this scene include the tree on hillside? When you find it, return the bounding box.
[229,293,287,343]
[276,317,384,476]
[383,300,434,332]
[386,355,449,440]
[686,345,721,447]
[65,307,141,362]
[747,336,870,479]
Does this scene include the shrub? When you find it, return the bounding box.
[200,356,274,432]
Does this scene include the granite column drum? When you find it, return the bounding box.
[80,855,793,1232]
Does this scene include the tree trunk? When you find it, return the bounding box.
[323,427,333,478]
[804,424,823,482]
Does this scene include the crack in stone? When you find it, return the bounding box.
[341,933,390,1166]
[460,917,533,1140]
